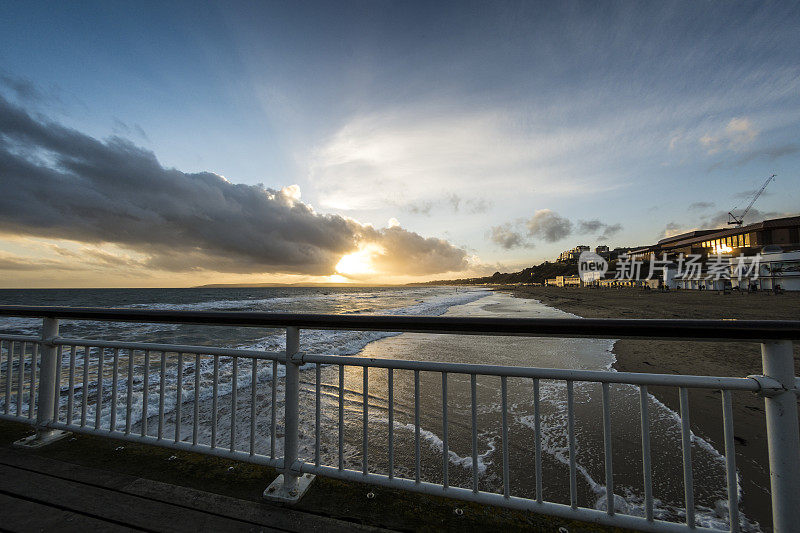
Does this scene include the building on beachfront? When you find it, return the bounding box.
[727,249,800,291]
[557,246,590,262]
[656,215,800,257]
[547,275,583,287]
[596,278,647,288]
[546,216,800,291]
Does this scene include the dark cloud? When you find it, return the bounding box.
[526,210,572,242]
[489,212,618,248]
[0,96,467,276]
[0,73,48,104]
[577,219,603,233]
[661,222,685,239]
[688,201,714,210]
[370,226,468,275]
[597,223,622,240]
[488,223,531,249]
[112,118,149,141]
[577,219,622,241]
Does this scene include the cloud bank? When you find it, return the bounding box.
[489,210,621,249]
[0,96,467,277]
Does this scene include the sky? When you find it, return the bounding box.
[0,1,799,288]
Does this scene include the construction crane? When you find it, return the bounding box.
[727,174,776,226]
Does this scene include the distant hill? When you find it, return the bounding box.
[411,261,578,286]
[194,282,398,288]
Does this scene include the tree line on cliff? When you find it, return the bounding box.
[413,261,578,285]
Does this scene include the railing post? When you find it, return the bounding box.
[263,326,314,503]
[13,317,70,448]
[761,340,800,532]
[284,326,301,492]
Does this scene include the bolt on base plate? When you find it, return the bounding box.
[262,473,315,504]
[13,429,72,449]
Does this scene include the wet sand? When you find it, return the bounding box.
[505,286,800,531]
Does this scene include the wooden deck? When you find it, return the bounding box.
[0,420,608,532]
[0,447,386,532]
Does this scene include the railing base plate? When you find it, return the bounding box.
[13,429,72,450]
[262,473,315,504]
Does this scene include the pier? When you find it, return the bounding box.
[0,306,798,532]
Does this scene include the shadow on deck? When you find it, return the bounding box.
[0,421,623,532]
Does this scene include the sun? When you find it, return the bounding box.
[335,244,383,277]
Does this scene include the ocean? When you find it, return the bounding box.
[0,286,754,530]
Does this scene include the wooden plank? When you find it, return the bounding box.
[0,447,140,490]
[0,492,137,532]
[124,478,388,533]
[0,464,278,533]
[0,449,390,533]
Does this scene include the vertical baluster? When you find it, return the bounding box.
[50,344,58,421]
[249,357,256,455]
[195,353,202,447]
[211,355,219,449]
[471,373,478,493]
[414,369,421,484]
[722,390,740,532]
[29,343,39,420]
[270,359,277,459]
[442,372,449,489]
[362,366,369,475]
[679,387,694,528]
[141,350,150,437]
[282,326,302,494]
[315,363,321,467]
[81,346,89,426]
[533,378,542,503]
[567,380,577,510]
[125,349,133,435]
[67,346,76,426]
[230,356,237,452]
[338,364,344,470]
[501,375,510,498]
[640,385,654,521]
[157,351,165,439]
[175,352,183,443]
[17,342,25,416]
[95,347,104,430]
[3,341,11,414]
[110,348,119,431]
[602,382,614,515]
[34,318,59,436]
[388,368,394,479]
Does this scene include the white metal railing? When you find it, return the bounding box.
[0,308,798,533]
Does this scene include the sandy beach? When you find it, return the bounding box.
[506,286,800,531]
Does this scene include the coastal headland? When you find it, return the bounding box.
[504,285,800,530]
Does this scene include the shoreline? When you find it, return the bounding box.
[503,286,800,532]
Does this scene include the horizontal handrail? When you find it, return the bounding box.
[0,334,41,343]
[52,337,285,361]
[300,354,763,390]
[1,309,799,531]
[1,305,799,340]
